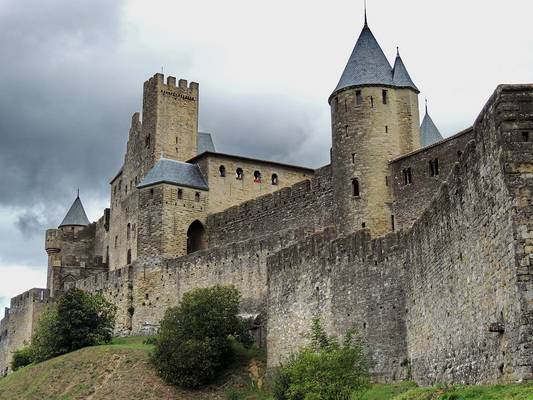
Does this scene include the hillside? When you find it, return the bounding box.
[0,337,531,400]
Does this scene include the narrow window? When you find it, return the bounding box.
[127,249,132,264]
[385,125,388,133]
[344,99,347,112]
[195,192,200,202]
[352,178,360,197]
[219,165,226,177]
[105,246,109,263]
[457,150,462,158]
[434,159,439,175]
[127,223,131,240]
[382,90,388,104]
[522,131,530,141]
[370,96,374,108]
[236,168,243,180]
[362,222,366,228]
[125,185,128,195]
[385,176,389,186]
[118,180,122,191]
[403,168,413,185]
[355,90,362,105]
[351,153,356,164]
[271,173,278,185]
[145,135,150,147]
[175,137,178,144]
[345,125,349,137]
[253,170,262,183]
[177,189,183,199]
[391,215,395,231]
[150,188,154,197]
[114,235,118,248]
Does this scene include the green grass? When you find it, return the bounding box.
[109,335,154,350]
[353,382,418,399]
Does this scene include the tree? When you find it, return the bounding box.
[30,288,116,362]
[151,285,252,388]
[273,318,369,400]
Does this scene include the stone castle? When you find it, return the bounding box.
[1,17,532,385]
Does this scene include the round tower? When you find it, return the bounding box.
[330,19,420,237]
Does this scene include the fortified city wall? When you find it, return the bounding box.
[266,85,533,384]
[207,165,334,247]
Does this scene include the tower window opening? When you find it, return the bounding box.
[105,246,109,263]
[391,215,395,231]
[457,150,462,158]
[385,176,389,186]
[219,165,226,177]
[127,249,132,264]
[355,90,362,105]
[385,125,388,133]
[351,153,356,164]
[253,170,262,183]
[403,168,413,185]
[236,168,244,180]
[352,178,360,197]
[370,96,374,108]
[177,189,183,199]
[271,173,278,185]
[382,90,388,104]
[522,131,530,141]
[175,137,178,144]
[145,135,150,147]
[429,159,439,176]
[195,192,200,202]
[114,235,118,248]
[362,222,366,228]
[344,99,347,112]
[150,188,154,197]
[127,223,131,240]
[345,125,349,137]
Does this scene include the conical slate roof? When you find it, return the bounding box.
[392,50,419,92]
[59,196,90,228]
[420,105,443,147]
[332,24,393,97]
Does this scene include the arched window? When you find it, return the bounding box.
[352,178,360,197]
[127,223,131,240]
[195,192,200,202]
[219,165,226,177]
[187,220,207,254]
[236,168,243,180]
[127,249,132,264]
[271,173,278,185]
[177,189,183,199]
[253,170,262,183]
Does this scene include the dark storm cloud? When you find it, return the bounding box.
[0,0,130,209]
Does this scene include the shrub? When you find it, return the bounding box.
[273,318,369,400]
[11,347,32,371]
[30,288,116,362]
[151,285,252,389]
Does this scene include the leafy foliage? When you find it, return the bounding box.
[273,318,369,400]
[10,347,32,371]
[151,285,252,389]
[29,288,116,362]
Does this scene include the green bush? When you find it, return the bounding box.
[273,318,369,400]
[151,285,252,389]
[10,347,32,371]
[30,288,116,362]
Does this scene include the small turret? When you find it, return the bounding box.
[58,193,90,231]
[420,101,443,147]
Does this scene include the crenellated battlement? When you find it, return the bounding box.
[144,73,199,99]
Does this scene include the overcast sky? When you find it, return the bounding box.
[0,0,532,311]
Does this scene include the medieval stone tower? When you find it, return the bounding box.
[330,18,420,236]
[142,73,199,168]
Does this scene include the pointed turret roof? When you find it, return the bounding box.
[332,23,393,98]
[59,195,90,228]
[392,48,419,92]
[420,102,443,147]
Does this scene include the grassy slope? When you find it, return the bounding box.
[0,338,530,400]
[0,337,264,400]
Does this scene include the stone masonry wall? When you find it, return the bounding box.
[68,227,314,336]
[0,289,52,375]
[267,228,410,382]
[267,85,533,384]
[389,127,473,230]
[405,85,533,384]
[207,165,333,247]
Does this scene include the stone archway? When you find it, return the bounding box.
[187,220,207,254]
